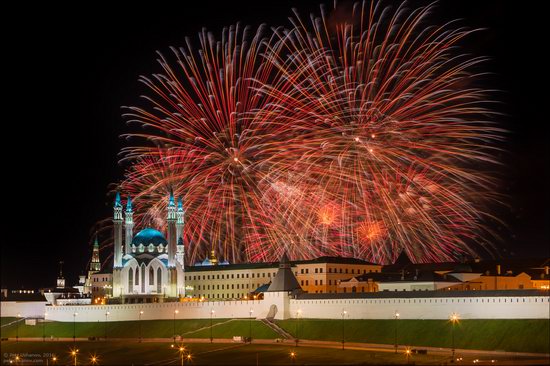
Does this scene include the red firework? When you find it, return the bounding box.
[100,2,503,265]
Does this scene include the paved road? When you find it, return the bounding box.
[7,337,550,365]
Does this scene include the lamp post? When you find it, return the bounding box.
[394,311,400,353]
[90,355,98,365]
[73,312,78,344]
[104,312,110,340]
[173,310,179,343]
[295,309,302,347]
[450,313,459,362]
[178,346,185,366]
[210,310,215,343]
[249,309,254,343]
[405,348,411,364]
[290,351,296,365]
[341,310,347,350]
[139,311,144,342]
[43,312,48,342]
[16,313,21,342]
[70,349,78,366]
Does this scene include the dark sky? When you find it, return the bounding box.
[3,1,548,289]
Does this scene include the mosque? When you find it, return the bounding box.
[112,192,185,302]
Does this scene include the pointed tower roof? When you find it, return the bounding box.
[93,234,99,248]
[168,191,175,207]
[114,192,122,208]
[177,198,184,211]
[126,195,133,212]
[267,252,301,292]
[394,250,413,266]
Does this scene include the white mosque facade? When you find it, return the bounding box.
[112,192,185,301]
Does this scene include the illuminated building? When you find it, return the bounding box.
[111,192,185,302]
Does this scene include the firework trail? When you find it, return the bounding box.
[100,1,503,265]
[258,1,504,263]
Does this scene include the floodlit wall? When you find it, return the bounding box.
[1,301,47,318]
[37,293,550,322]
[289,295,550,320]
[45,300,264,322]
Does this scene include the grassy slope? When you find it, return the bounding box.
[2,318,548,353]
[275,319,550,354]
[0,318,278,340]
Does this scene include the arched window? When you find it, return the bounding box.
[135,267,139,286]
[128,268,133,293]
[157,267,162,294]
[141,264,146,293]
[149,267,154,285]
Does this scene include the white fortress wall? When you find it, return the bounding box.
[288,295,550,320]
[45,299,264,322]
[41,293,550,322]
[1,301,47,318]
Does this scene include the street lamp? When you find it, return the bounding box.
[43,312,48,342]
[73,312,78,344]
[186,354,192,364]
[173,310,179,343]
[249,309,254,344]
[394,311,400,353]
[70,348,78,366]
[104,312,110,340]
[405,348,411,364]
[295,309,302,347]
[139,311,144,342]
[290,351,296,365]
[450,313,459,361]
[90,355,98,365]
[210,310,215,343]
[341,310,347,350]
[16,313,21,342]
[178,345,186,366]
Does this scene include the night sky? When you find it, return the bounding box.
[3,1,548,289]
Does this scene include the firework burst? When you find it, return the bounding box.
[105,1,503,264]
[257,1,504,262]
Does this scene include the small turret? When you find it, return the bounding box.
[56,261,65,289]
[90,235,101,271]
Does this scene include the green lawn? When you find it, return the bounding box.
[3,318,548,354]
[275,319,550,354]
[1,318,278,340]
[0,341,451,365]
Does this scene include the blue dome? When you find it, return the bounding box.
[131,228,167,246]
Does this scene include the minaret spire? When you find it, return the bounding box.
[176,198,185,268]
[113,192,123,268]
[167,191,177,267]
[125,195,134,255]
